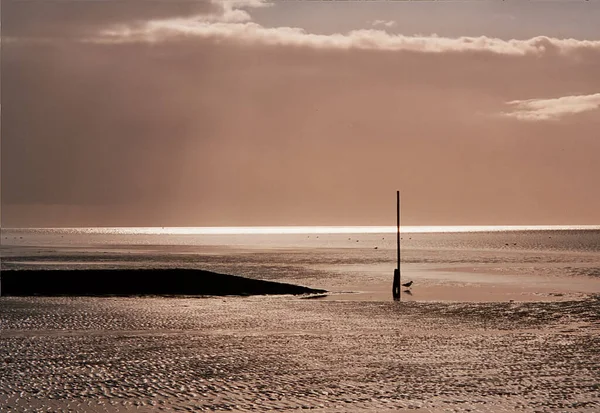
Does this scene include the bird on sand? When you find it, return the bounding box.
[402,281,413,288]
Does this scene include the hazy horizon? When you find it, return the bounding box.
[4,225,600,235]
[2,0,600,227]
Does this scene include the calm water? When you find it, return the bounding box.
[1,227,600,285]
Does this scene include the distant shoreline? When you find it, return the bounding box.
[0,269,327,297]
[2,225,600,235]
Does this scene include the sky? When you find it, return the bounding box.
[2,0,600,227]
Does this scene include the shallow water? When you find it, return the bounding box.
[2,228,600,296]
[2,226,600,252]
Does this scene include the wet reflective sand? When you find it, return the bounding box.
[1,295,599,412]
[2,229,599,411]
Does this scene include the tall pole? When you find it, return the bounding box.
[393,190,401,300]
[397,190,401,275]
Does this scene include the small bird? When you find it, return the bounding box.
[402,281,413,288]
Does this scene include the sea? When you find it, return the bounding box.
[2,226,600,293]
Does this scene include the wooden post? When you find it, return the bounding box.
[397,190,401,277]
[393,190,401,300]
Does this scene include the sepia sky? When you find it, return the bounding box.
[2,0,600,227]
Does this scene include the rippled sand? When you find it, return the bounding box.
[2,230,599,411]
[2,295,599,412]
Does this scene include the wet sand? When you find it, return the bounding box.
[1,292,599,412]
[322,263,600,302]
[1,234,599,412]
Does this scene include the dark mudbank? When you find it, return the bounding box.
[0,269,327,297]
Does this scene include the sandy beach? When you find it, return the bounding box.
[1,229,599,412]
[1,294,599,413]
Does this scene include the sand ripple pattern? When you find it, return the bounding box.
[1,296,599,412]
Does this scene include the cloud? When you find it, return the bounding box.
[227,0,273,7]
[5,0,599,57]
[1,0,271,39]
[198,0,273,23]
[2,0,219,39]
[100,18,600,56]
[199,6,252,23]
[372,20,397,28]
[503,93,600,121]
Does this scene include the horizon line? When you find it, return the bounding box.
[4,225,600,235]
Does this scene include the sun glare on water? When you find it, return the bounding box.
[55,225,600,235]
